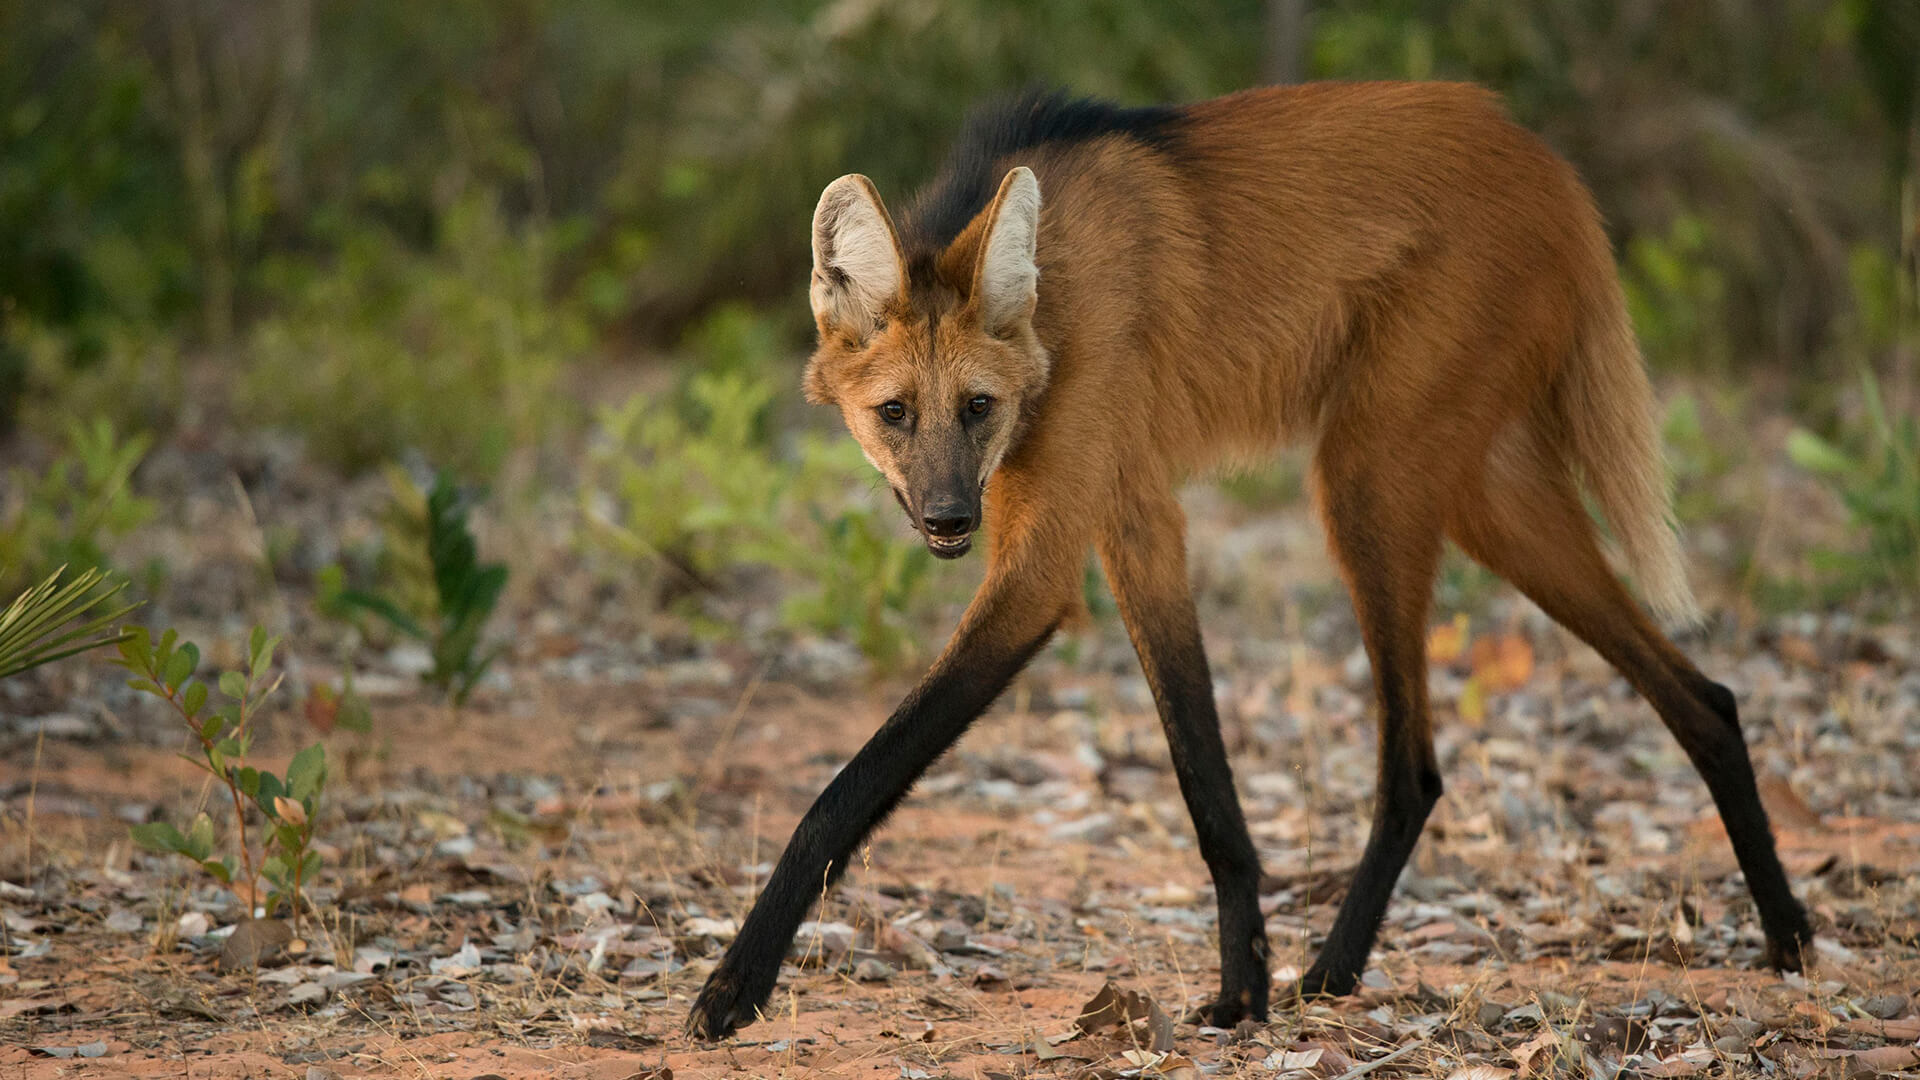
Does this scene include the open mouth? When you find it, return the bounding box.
[925,533,973,559]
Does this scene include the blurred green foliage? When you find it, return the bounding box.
[2,1,1918,625]
[4,1,1911,405]
[0,418,155,594]
[585,368,788,584]
[1788,367,1920,599]
[242,194,584,477]
[328,471,508,704]
[581,319,951,666]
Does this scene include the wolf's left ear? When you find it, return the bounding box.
[970,167,1042,334]
[811,174,905,341]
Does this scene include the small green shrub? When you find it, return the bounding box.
[1217,459,1304,511]
[0,417,156,594]
[1623,215,1731,373]
[14,321,185,441]
[582,369,789,586]
[1663,389,1749,527]
[0,565,139,679]
[1787,366,1920,598]
[333,472,507,705]
[242,193,587,478]
[581,369,948,667]
[121,626,328,924]
[779,440,934,667]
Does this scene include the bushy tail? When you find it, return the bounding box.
[1558,291,1702,628]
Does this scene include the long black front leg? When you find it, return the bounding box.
[687,587,1059,1039]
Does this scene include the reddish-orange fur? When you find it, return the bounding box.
[689,82,1809,1041]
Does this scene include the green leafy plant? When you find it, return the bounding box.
[121,626,329,924]
[1622,214,1732,373]
[242,193,585,478]
[582,368,954,668]
[582,368,788,587]
[1217,458,1305,511]
[0,565,140,679]
[1787,366,1920,596]
[0,417,156,593]
[334,472,507,705]
[782,501,934,669]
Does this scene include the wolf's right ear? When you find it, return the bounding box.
[810,174,905,340]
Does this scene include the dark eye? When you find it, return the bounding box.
[967,395,992,416]
[880,400,906,423]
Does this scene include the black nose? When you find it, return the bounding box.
[922,512,974,537]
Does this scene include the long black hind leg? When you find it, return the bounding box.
[1297,447,1448,996]
[1446,440,1812,969]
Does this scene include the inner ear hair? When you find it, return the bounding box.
[971,166,1041,334]
[811,175,905,337]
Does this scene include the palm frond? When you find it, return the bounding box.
[0,565,143,680]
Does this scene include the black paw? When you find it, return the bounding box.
[1290,965,1359,1000]
[686,959,774,1041]
[1195,984,1267,1028]
[1762,923,1814,973]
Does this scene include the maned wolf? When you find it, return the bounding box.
[687,83,1813,1040]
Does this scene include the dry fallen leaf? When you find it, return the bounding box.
[1512,1030,1562,1077]
[302,683,339,735]
[1575,1016,1651,1056]
[1074,981,1176,1053]
[1757,775,1825,832]
[1470,633,1534,691]
[1115,1049,1198,1078]
[1429,614,1471,665]
[1836,1017,1920,1041]
[218,917,292,972]
[1642,1055,1707,1077]
[1267,1047,1324,1071]
[1447,1067,1516,1080]
[1850,1045,1920,1074]
[1459,676,1488,726]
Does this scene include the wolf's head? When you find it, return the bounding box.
[801,168,1048,560]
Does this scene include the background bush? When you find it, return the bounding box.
[1,1,1915,623]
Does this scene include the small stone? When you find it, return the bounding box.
[218,918,293,972]
[854,958,896,982]
[177,912,211,938]
[933,921,969,950]
[791,921,855,962]
[287,982,328,1008]
[76,1042,108,1059]
[1859,994,1910,1020]
[680,916,738,942]
[431,940,482,975]
[1046,813,1116,843]
[318,970,376,991]
[385,643,434,677]
[353,947,393,973]
[104,908,144,934]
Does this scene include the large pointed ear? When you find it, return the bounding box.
[810,174,905,339]
[970,166,1041,334]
